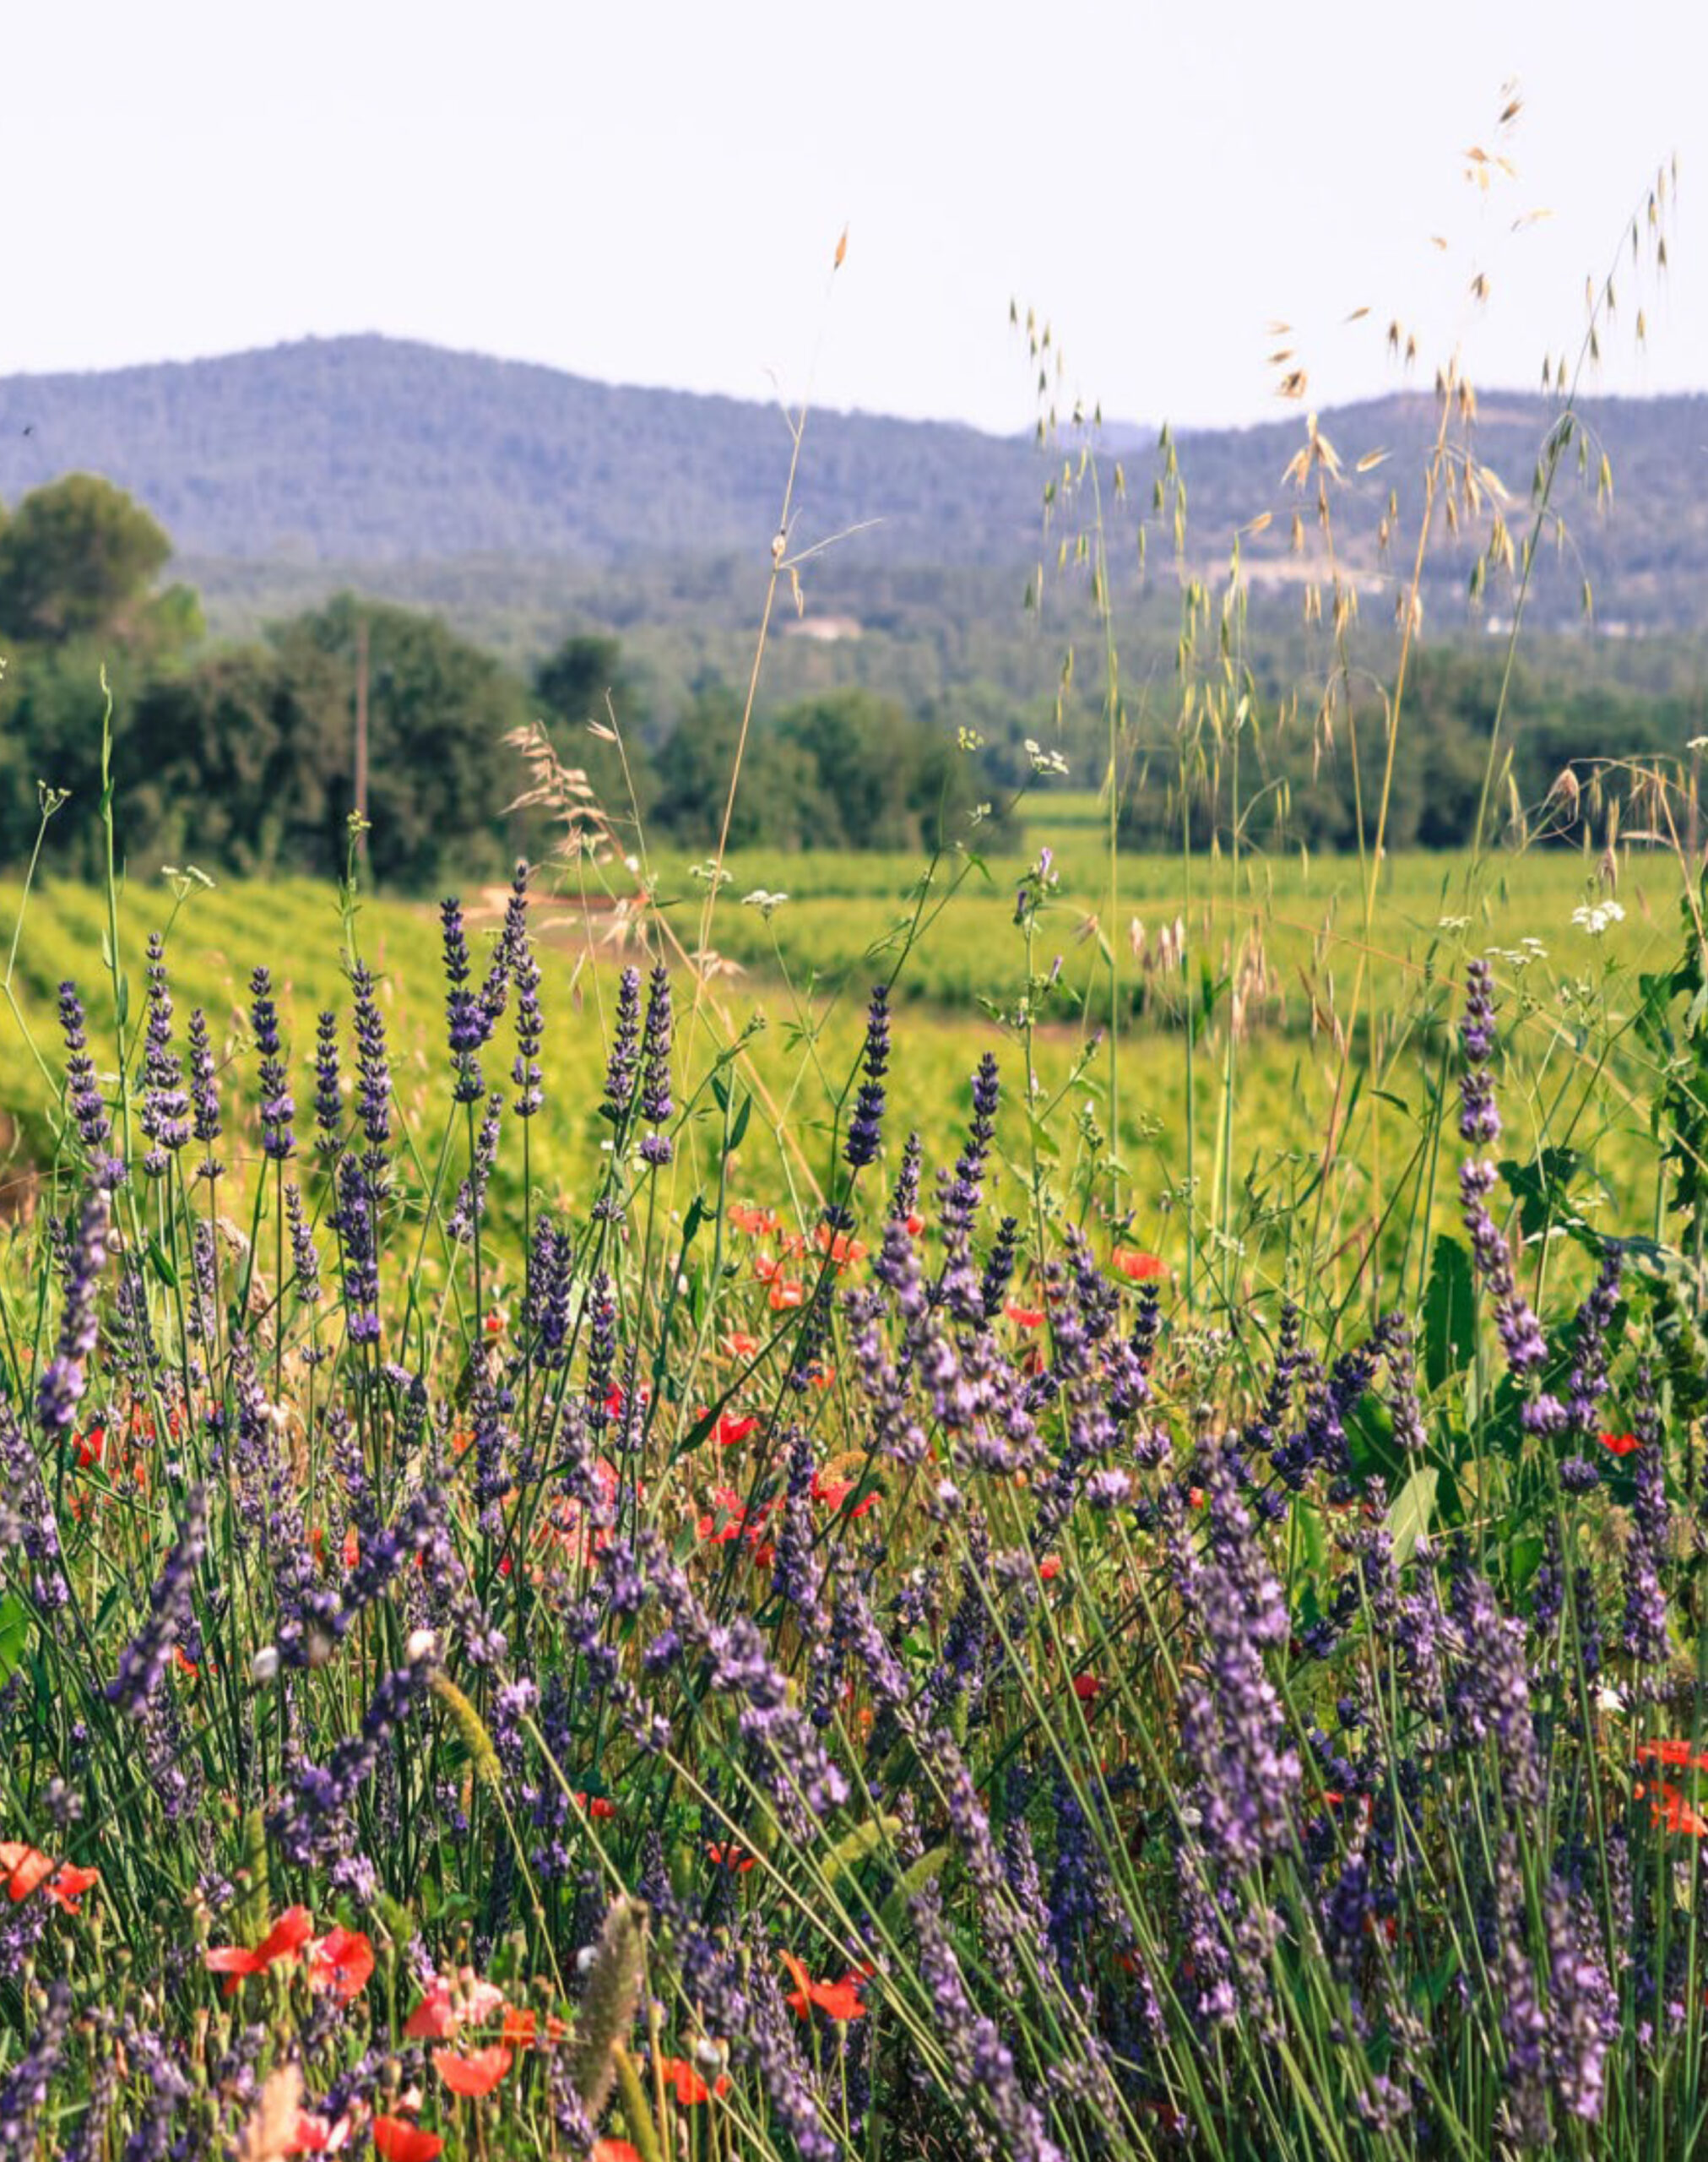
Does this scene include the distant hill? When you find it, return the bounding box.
[0,336,1705,647]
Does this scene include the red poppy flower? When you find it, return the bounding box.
[433,2044,512,2097]
[483,1308,507,1337]
[723,1331,761,1359]
[1071,1674,1101,1702]
[0,1846,100,1915]
[814,1226,868,1268]
[311,1926,375,2001]
[372,2117,443,2161]
[1038,1556,1061,1582]
[403,1984,459,2040]
[705,1841,754,1871]
[72,1426,105,1469]
[1600,1431,1640,1456]
[780,1950,869,2021]
[499,2005,568,2046]
[285,2112,337,2154]
[46,1863,99,1912]
[1112,1247,1165,1282]
[0,1845,57,1904]
[205,1905,315,1992]
[656,2054,729,2104]
[768,1278,805,1312]
[1004,1301,1045,1329]
[1637,1778,1708,1836]
[727,1205,778,1238]
[593,2143,642,2162]
[904,1212,924,1238]
[710,1410,760,1448]
[571,1791,617,1820]
[1638,1739,1708,1774]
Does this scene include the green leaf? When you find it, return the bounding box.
[1385,1466,1438,1570]
[146,1237,178,1290]
[820,1817,903,1885]
[879,1844,951,1940]
[0,1594,30,1687]
[729,1092,753,1152]
[1423,1235,1475,1391]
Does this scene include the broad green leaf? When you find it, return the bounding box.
[1386,1466,1438,1570]
[1423,1235,1475,1391]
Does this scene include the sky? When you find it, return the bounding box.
[6,0,1705,436]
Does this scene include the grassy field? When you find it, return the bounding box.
[0,817,1684,1314]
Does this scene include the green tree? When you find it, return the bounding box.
[652,679,832,850]
[531,633,656,823]
[268,594,529,886]
[0,475,181,647]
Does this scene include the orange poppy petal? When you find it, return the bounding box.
[372,2117,444,2162]
[433,2045,512,2098]
[257,1904,316,1965]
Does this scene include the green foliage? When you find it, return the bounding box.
[0,474,176,647]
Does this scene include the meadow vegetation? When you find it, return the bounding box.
[0,104,1702,2162]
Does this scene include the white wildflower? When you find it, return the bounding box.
[1571,899,1626,937]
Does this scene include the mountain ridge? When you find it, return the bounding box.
[0,336,1704,633]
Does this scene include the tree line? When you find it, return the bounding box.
[0,477,999,886]
[0,473,1694,886]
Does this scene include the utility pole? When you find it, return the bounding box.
[354,616,370,854]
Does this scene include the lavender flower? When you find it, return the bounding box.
[888,1129,923,1225]
[844,982,890,1170]
[602,966,642,1126]
[342,958,391,1183]
[638,961,673,1165]
[1545,1877,1616,2122]
[138,933,189,1176]
[286,1182,321,1304]
[1622,1366,1668,1666]
[512,874,544,1120]
[1457,965,1546,1373]
[441,895,488,1103]
[249,965,295,1161]
[58,981,122,1187]
[35,1189,110,1441]
[0,1978,72,2156]
[106,1483,208,1716]
[333,1153,381,1344]
[313,1008,343,1154]
[186,1006,221,1178]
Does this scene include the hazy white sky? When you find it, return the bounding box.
[7,0,1703,432]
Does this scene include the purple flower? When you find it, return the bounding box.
[285,1182,321,1304]
[35,1189,109,1440]
[313,1008,343,1154]
[333,1153,381,1344]
[187,1006,221,1178]
[350,961,392,1167]
[441,895,489,1102]
[511,871,544,1120]
[249,965,295,1161]
[888,1129,923,1224]
[844,983,890,1170]
[1622,1365,1668,1666]
[638,961,674,1164]
[106,1483,208,1717]
[138,934,189,1176]
[602,966,642,1126]
[58,981,122,1187]
[1545,1877,1616,2121]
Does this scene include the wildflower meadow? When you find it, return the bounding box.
[1,123,1705,2162]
